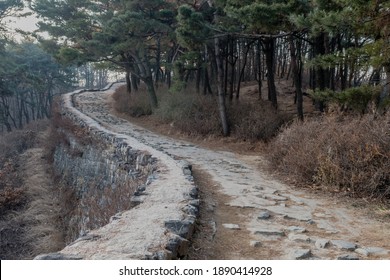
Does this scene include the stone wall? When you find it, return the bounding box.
[35,84,199,260]
[52,126,157,240]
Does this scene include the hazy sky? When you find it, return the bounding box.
[9,12,39,33]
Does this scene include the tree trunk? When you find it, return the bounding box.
[263,37,278,108]
[236,40,252,99]
[380,67,390,105]
[228,37,236,100]
[224,37,229,99]
[196,67,201,93]
[18,93,23,129]
[214,37,230,136]
[131,73,139,91]
[155,37,161,86]
[3,117,11,132]
[313,32,328,111]
[1,96,12,132]
[23,96,30,124]
[289,35,304,121]
[256,40,262,99]
[145,76,158,108]
[125,70,132,93]
[131,52,158,108]
[203,67,213,95]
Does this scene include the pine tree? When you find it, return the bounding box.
[0,0,24,35]
[291,0,390,112]
[225,0,298,108]
[32,0,177,108]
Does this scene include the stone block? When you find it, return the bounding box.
[288,249,312,260]
[165,218,196,240]
[34,253,83,260]
[331,240,357,251]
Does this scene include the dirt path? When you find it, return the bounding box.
[72,85,390,260]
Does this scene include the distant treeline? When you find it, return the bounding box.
[2,1,390,133]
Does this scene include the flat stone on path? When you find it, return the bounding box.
[355,247,389,257]
[288,249,312,260]
[228,196,277,208]
[287,226,306,233]
[288,234,311,243]
[267,205,312,221]
[331,240,357,251]
[223,224,240,230]
[250,241,262,248]
[257,211,271,220]
[262,194,288,201]
[337,254,359,260]
[315,239,330,249]
[254,229,285,236]
[316,220,339,234]
[34,253,83,260]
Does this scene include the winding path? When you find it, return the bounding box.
[72,84,390,260]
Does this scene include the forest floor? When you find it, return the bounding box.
[69,81,390,260]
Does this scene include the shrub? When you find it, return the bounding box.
[267,113,390,199]
[112,86,152,117]
[113,85,291,141]
[0,129,38,162]
[0,120,49,204]
[0,187,26,215]
[155,90,222,136]
[309,85,382,114]
[154,90,197,121]
[229,101,290,142]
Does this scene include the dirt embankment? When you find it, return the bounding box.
[0,121,65,260]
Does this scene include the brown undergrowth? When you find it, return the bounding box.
[0,119,65,259]
[113,84,290,142]
[267,113,390,200]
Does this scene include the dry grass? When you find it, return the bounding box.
[0,128,38,160]
[0,187,26,216]
[19,147,66,257]
[267,113,390,199]
[0,119,66,259]
[0,120,49,216]
[229,100,291,142]
[113,85,291,142]
[155,89,222,136]
[112,86,152,117]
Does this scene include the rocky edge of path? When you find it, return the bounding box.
[35,83,199,260]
